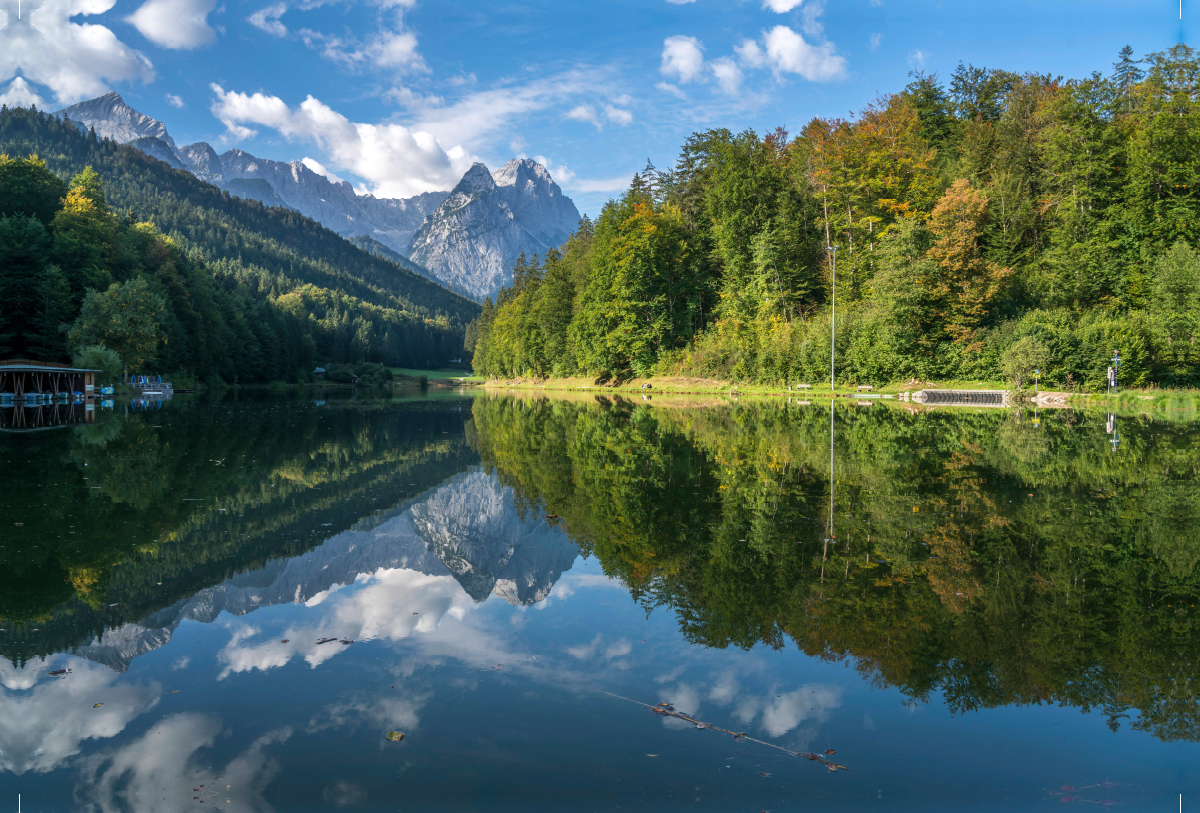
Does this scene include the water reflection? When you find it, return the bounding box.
[470,394,1200,743]
[1,392,1197,811]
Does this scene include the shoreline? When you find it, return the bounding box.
[479,376,1200,412]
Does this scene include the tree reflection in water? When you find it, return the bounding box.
[471,394,1200,743]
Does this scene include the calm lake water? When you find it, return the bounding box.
[2,390,1198,812]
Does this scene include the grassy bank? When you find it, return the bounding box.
[481,375,1012,398]
[482,376,1200,412]
[390,367,485,383]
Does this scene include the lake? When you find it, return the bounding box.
[1,390,1198,812]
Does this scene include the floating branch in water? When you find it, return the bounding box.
[600,690,849,771]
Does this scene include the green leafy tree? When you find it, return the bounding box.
[68,277,168,370]
[73,344,123,384]
[1000,336,1052,388]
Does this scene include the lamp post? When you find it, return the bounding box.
[827,246,837,393]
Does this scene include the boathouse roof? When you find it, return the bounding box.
[0,359,101,373]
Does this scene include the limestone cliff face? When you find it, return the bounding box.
[408,160,581,301]
[70,468,579,673]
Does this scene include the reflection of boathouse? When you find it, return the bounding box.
[0,359,98,399]
[1,400,97,431]
[1,360,100,432]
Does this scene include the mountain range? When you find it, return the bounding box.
[70,468,579,673]
[56,93,581,301]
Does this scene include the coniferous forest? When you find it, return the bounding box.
[0,107,479,384]
[472,45,1200,391]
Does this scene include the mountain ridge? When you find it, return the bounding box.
[55,93,581,301]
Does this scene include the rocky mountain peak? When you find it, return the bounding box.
[57,92,178,152]
[451,162,498,199]
[492,158,554,189]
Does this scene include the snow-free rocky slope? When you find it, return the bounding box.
[408,160,580,300]
[56,94,581,301]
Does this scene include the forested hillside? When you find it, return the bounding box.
[0,106,479,381]
[474,44,1200,391]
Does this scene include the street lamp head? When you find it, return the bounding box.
[826,245,837,253]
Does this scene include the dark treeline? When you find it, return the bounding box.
[0,107,479,381]
[474,45,1200,391]
[0,396,476,662]
[471,395,1200,742]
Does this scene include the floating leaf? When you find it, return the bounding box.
[280,639,289,644]
[93,703,104,708]
[386,731,404,742]
[316,637,337,645]
[825,749,836,755]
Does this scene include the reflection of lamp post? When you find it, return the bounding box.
[1034,368,1039,392]
[823,399,834,581]
[827,245,837,394]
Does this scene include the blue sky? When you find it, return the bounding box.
[1,0,1193,215]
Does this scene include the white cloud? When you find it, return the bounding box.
[413,68,601,150]
[870,32,882,51]
[293,1,426,76]
[127,0,218,49]
[566,103,600,129]
[210,84,471,198]
[446,72,477,87]
[707,672,740,705]
[709,56,743,95]
[660,35,705,84]
[299,24,426,74]
[302,156,346,184]
[77,714,291,813]
[217,568,479,678]
[908,49,928,69]
[762,0,803,11]
[604,104,633,126]
[568,175,636,193]
[165,92,185,108]
[0,0,154,104]
[799,0,826,37]
[759,25,846,81]
[0,77,47,108]
[655,82,688,100]
[566,633,602,659]
[248,2,288,36]
[0,659,160,775]
[735,39,766,69]
[759,684,843,737]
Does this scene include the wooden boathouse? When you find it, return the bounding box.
[0,359,99,400]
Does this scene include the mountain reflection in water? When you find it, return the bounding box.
[1,392,1197,811]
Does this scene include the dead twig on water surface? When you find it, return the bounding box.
[599,690,849,771]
